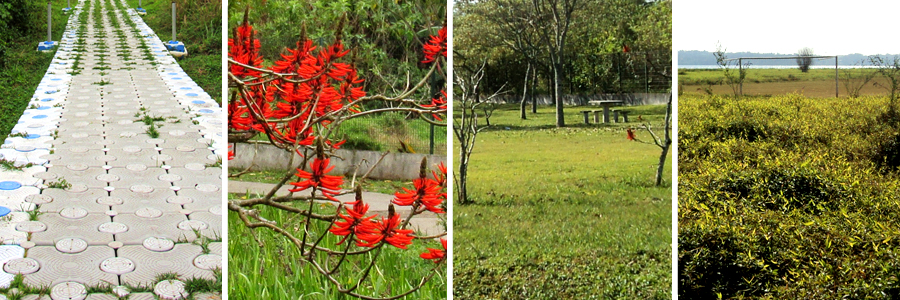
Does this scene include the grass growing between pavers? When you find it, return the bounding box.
[453,104,671,299]
[227,194,447,299]
[124,0,222,104]
[679,94,900,298]
[0,1,69,143]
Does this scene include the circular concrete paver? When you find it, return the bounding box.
[55,237,88,253]
[154,280,187,300]
[4,258,40,274]
[100,257,135,275]
[143,237,175,252]
[98,222,129,234]
[50,282,87,300]
[193,254,221,270]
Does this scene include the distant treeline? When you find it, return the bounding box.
[678,50,899,66]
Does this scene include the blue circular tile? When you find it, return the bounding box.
[191,100,205,104]
[180,87,192,90]
[199,109,214,114]
[25,134,40,139]
[0,207,10,217]
[37,106,50,110]
[0,182,21,191]
[51,78,62,81]
[186,93,198,97]
[168,73,178,75]
[41,98,53,102]
[32,115,47,119]
[45,90,56,94]
[172,77,182,80]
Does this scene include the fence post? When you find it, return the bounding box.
[172,1,176,42]
[47,1,51,42]
[739,58,743,96]
[164,1,187,57]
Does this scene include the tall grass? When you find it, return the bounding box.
[228,194,447,299]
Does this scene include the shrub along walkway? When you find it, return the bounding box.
[0,0,222,298]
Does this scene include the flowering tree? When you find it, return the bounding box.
[227,7,447,298]
[626,94,672,186]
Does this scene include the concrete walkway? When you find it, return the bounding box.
[0,0,222,299]
[229,181,445,236]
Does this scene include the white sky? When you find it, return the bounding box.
[675,0,899,55]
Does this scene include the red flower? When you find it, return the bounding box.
[422,90,447,121]
[330,200,376,245]
[420,238,446,263]
[227,145,235,161]
[622,43,630,53]
[356,211,415,249]
[289,157,344,201]
[422,25,447,64]
[627,128,635,141]
[228,8,263,78]
[392,178,444,214]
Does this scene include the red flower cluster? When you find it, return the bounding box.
[227,14,365,148]
[288,157,343,201]
[422,25,447,64]
[330,199,376,245]
[420,238,447,263]
[356,211,415,249]
[627,128,635,141]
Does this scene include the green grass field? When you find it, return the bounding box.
[227,193,447,299]
[679,68,888,98]
[679,94,900,299]
[454,104,672,299]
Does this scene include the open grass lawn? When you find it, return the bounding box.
[454,104,672,299]
[679,94,900,299]
[679,68,888,98]
[228,193,447,299]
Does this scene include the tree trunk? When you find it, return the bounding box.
[520,63,531,120]
[655,143,669,186]
[531,68,538,113]
[554,59,565,127]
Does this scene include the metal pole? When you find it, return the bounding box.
[47,1,51,42]
[171,2,176,41]
[645,57,649,93]
[139,0,142,8]
[67,0,70,9]
[429,122,434,154]
[739,58,743,96]
[835,56,839,98]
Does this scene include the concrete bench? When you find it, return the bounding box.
[580,110,591,124]
[612,110,631,123]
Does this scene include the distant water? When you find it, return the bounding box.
[680,65,877,69]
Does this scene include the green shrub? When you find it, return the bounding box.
[679,94,900,299]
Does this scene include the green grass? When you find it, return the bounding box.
[679,94,900,299]
[678,68,875,86]
[0,1,69,143]
[454,104,672,299]
[228,194,446,299]
[125,0,221,104]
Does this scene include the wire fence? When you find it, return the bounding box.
[333,112,447,156]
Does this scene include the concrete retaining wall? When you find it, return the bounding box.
[229,143,447,181]
[495,93,671,106]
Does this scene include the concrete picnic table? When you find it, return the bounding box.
[588,100,624,123]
